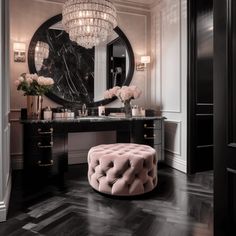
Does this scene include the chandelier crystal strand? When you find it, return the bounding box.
[62,0,118,49]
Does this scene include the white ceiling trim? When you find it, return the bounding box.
[33,0,64,5]
[114,0,150,10]
[33,0,154,10]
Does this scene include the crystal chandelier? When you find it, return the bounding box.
[62,0,118,49]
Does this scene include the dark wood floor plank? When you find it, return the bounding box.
[0,165,213,236]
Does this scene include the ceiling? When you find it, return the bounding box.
[38,0,157,8]
[115,0,156,4]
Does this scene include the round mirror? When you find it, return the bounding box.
[28,14,134,107]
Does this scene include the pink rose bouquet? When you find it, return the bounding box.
[104,85,142,103]
[15,73,54,96]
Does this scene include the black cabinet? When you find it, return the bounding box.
[21,117,165,182]
[131,119,164,161]
[23,123,68,179]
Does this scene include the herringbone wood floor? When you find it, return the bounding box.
[0,164,213,236]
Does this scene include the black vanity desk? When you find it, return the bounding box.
[21,116,165,180]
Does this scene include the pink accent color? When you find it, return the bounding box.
[88,143,158,196]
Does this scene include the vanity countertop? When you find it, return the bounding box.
[20,116,165,124]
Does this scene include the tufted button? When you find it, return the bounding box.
[148,170,153,176]
[96,160,100,165]
[135,174,139,178]
[108,162,114,167]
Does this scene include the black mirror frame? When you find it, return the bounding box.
[28,14,135,108]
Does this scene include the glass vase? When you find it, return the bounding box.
[27,95,43,120]
[123,100,132,118]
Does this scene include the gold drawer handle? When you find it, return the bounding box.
[38,128,53,135]
[37,142,53,148]
[144,134,156,140]
[144,124,156,129]
[38,160,54,167]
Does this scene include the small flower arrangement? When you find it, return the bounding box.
[15,73,54,96]
[104,85,142,103]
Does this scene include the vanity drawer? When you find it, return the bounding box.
[24,124,53,136]
[24,134,65,155]
[143,129,162,145]
[143,120,161,130]
[24,153,67,175]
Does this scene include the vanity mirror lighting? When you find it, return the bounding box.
[28,14,135,108]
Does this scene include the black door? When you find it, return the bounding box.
[214,0,236,235]
[188,0,213,173]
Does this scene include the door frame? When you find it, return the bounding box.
[0,0,11,222]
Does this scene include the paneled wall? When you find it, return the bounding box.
[151,0,187,172]
[0,0,11,222]
[9,0,151,168]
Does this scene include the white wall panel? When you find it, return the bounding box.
[165,120,181,156]
[151,0,187,172]
[160,2,181,113]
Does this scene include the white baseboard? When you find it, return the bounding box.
[0,173,12,222]
[164,151,187,173]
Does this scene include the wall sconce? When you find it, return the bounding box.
[13,42,26,63]
[136,56,150,71]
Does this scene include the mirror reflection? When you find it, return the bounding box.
[28,14,134,107]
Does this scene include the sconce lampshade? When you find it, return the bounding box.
[13,42,26,52]
[62,0,118,49]
[141,56,150,64]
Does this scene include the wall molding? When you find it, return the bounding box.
[159,0,182,114]
[0,174,11,222]
[34,0,152,12]
[151,0,187,173]
[164,120,182,156]
[165,152,187,173]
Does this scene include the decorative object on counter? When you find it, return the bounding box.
[132,105,146,117]
[64,109,75,119]
[104,85,142,118]
[140,107,146,117]
[15,73,54,120]
[98,106,105,116]
[78,104,88,117]
[132,105,139,116]
[43,106,52,120]
[62,0,118,49]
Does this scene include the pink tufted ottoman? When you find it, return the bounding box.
[87,143,158,196]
